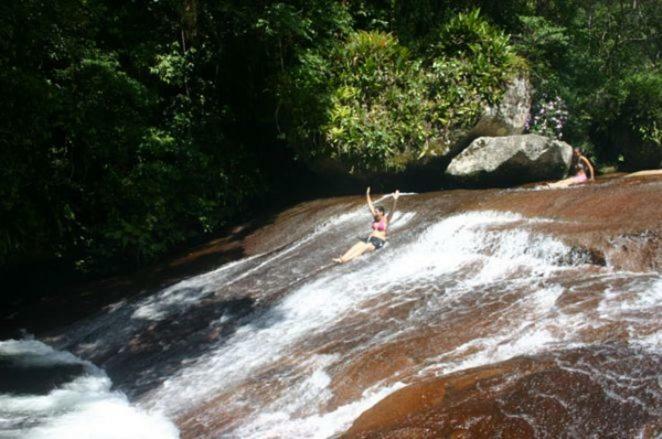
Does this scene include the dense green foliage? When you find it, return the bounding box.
[1,1,264,273]
[1,0,660,276]
[285,11,521,173]
[513,1,661,166]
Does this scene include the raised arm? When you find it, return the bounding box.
[387,190,400,223]
[366,187,376,216]
[580,156,595,180]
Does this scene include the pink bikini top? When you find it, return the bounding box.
[371,217,387,232]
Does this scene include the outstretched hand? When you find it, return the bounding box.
[393,189,400,200]
[366,186,371,196]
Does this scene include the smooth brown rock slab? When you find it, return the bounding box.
[344,345,661,438]
[176,175,661,438]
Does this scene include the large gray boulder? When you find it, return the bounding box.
[440,76,532,160]
[472,75,532,138]
[445,134,573,186]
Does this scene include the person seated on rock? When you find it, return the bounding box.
[333,187,399,264]
[546,148,595,188]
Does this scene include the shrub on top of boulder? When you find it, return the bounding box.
[282,9,526,175]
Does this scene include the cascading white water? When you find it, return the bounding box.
[139,211,659,437]
[0,339,178,439]
[2,208,659,438]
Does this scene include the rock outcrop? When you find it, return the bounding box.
[438,76,533,161]
[471,75,532,139]
[344,346,660,438]
[445,134,572,185]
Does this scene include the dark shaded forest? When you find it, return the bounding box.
[1,0,659,279]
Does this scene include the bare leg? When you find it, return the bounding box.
[342,242,375,263]
[546,175,586,188]
[546,177,575,188]
[334,242,365,263]
[334,241,375,263]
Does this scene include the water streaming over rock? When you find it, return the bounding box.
[1,177,660,438]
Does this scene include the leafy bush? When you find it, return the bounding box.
[591,71,662,170]
[432,9,513,71]
[423,10,524,147]
[322,32,428,172]
[285,10,522,174]
[621,73,662,162]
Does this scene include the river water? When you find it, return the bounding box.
[1,179,660,438]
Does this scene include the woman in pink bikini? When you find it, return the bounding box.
[547,148,595,188]
[333,187,400,264]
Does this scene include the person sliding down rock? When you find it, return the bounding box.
[333,187,400,264]
[546,148,595,188]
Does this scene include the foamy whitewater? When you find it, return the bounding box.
[0,339,178,439]
[2,208,660,438]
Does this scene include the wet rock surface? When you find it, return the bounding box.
[171,174,660,437]
[6,173,659,438]
[345,345,661,438]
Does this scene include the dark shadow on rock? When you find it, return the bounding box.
[0,211,285,339]
[94,294,258,399]
[0,357,85,395]
[93,291,294,399]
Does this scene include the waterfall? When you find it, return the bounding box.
[2,207,660,438]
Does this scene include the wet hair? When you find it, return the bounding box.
[375,206,386,215]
